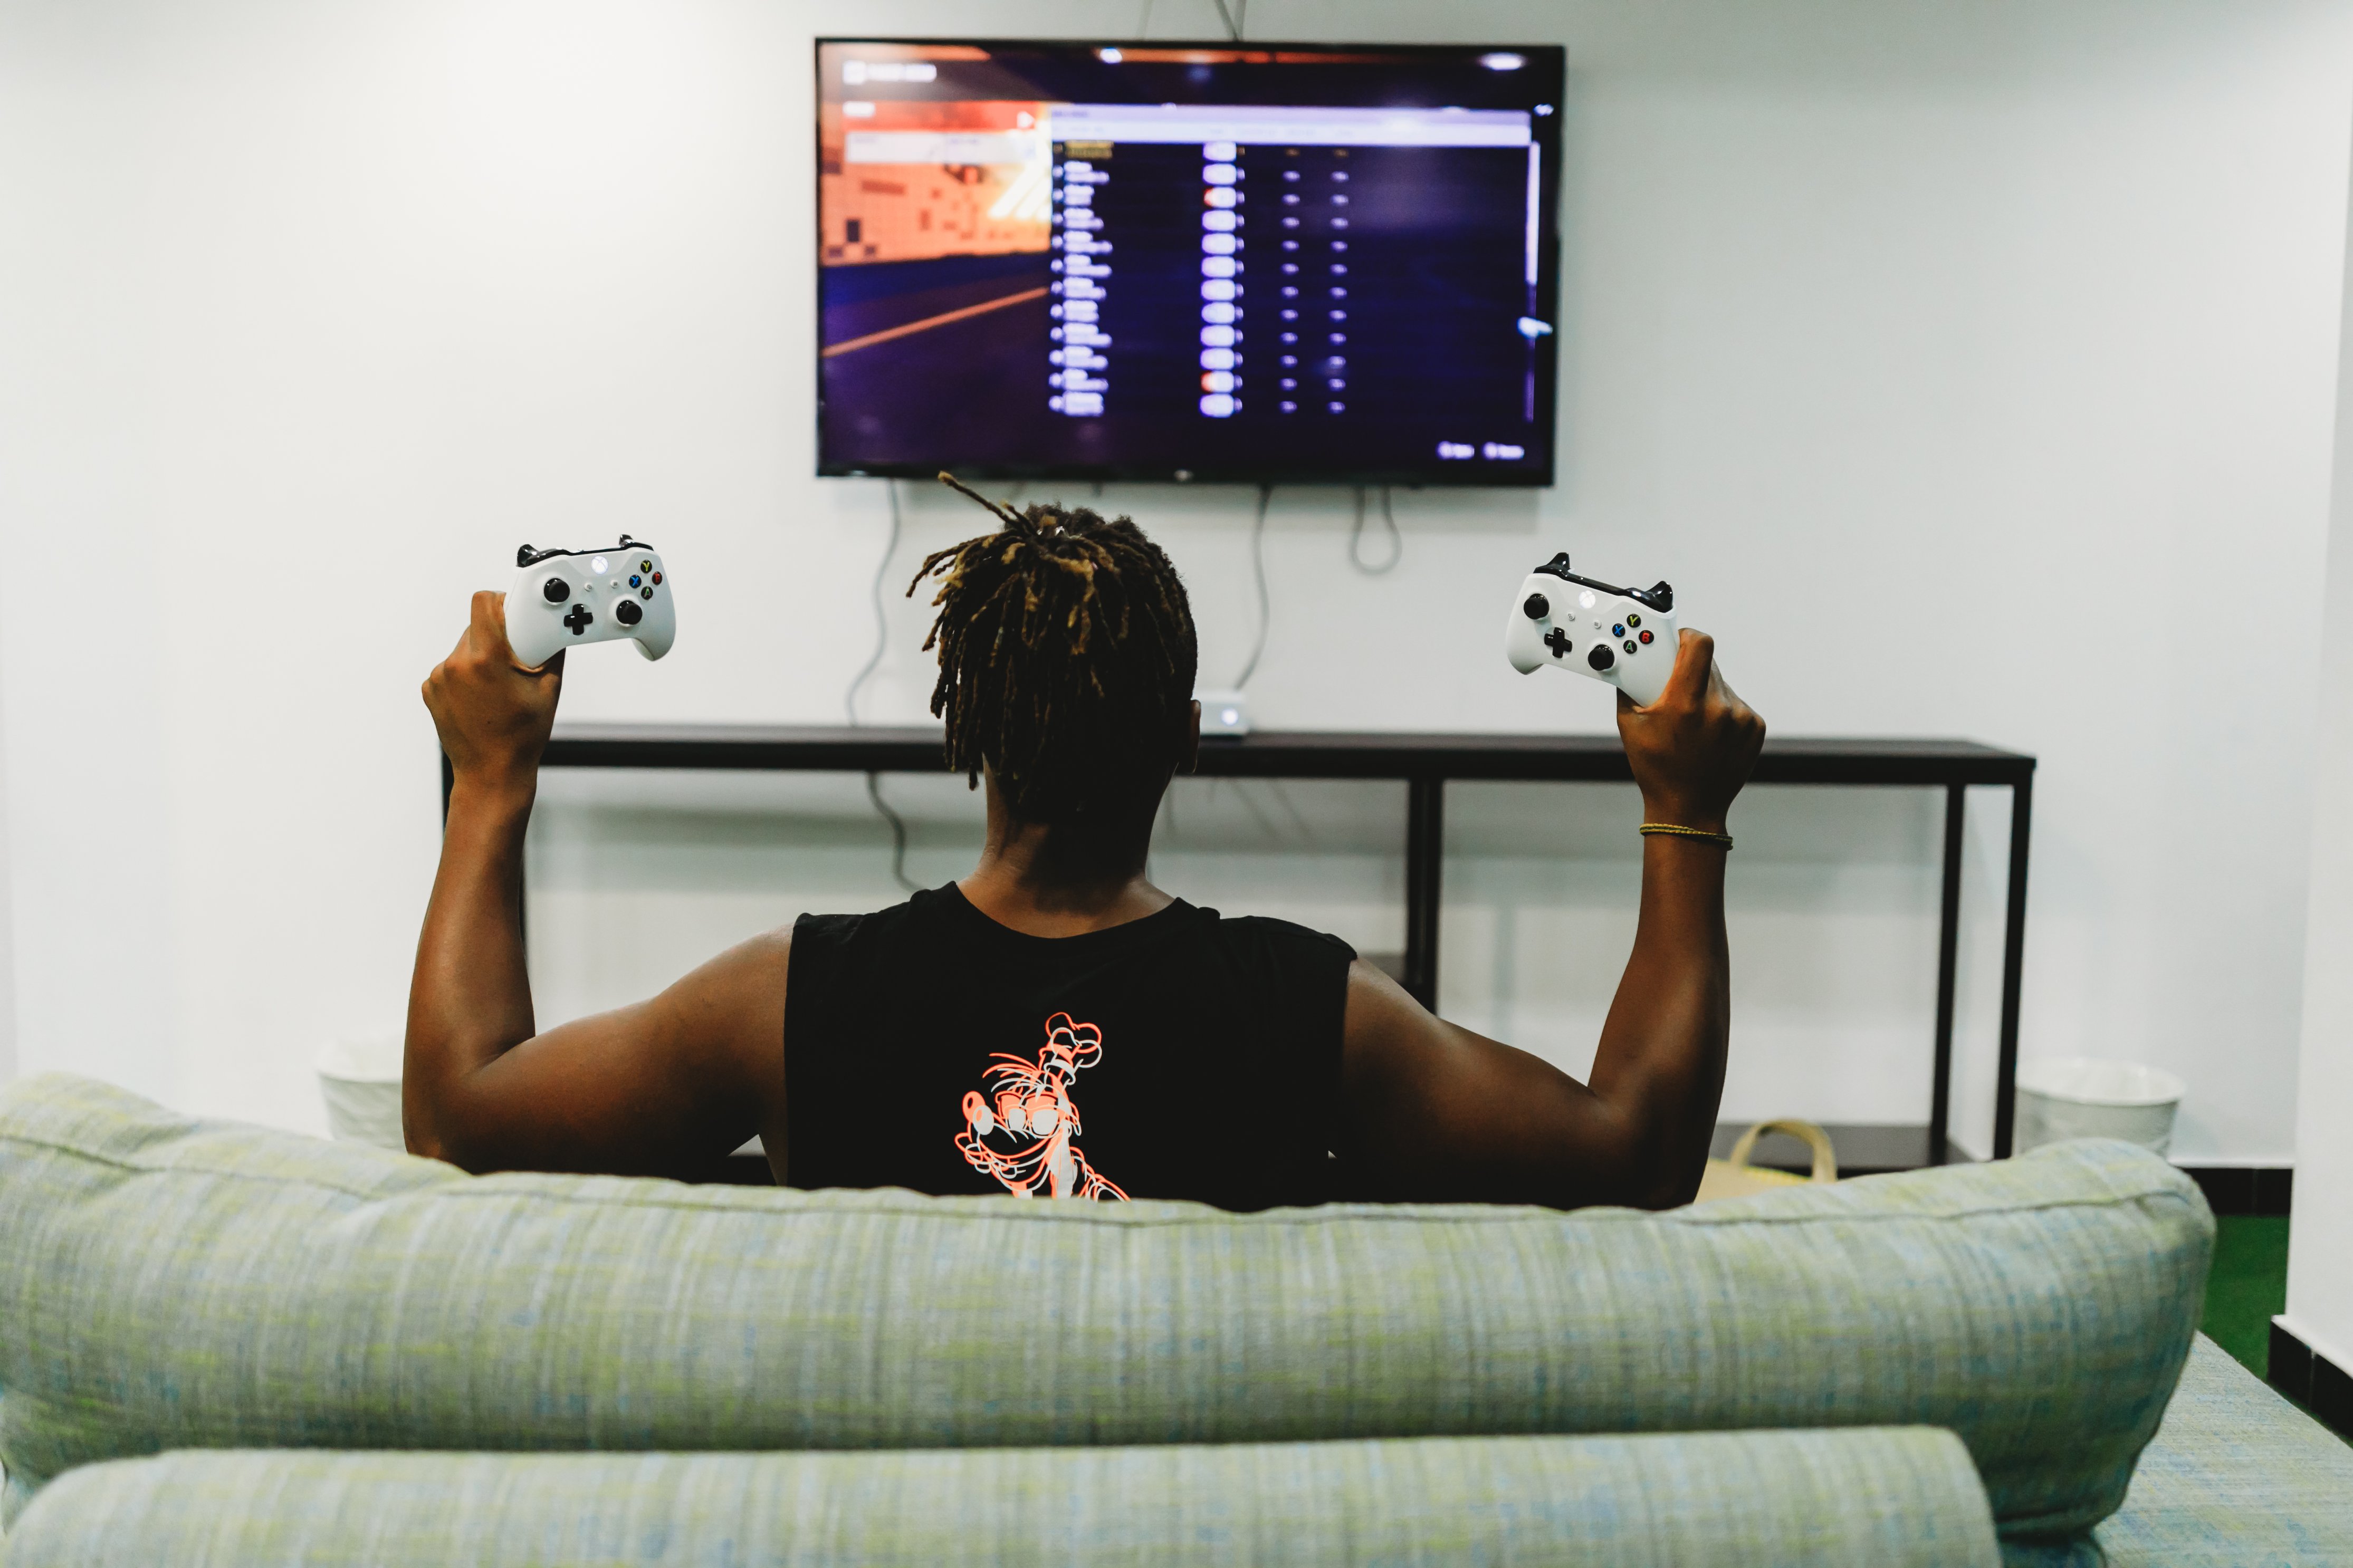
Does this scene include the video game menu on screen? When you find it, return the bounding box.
[817,41,1563,486]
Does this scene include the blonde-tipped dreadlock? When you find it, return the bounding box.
[911,472,1198,821]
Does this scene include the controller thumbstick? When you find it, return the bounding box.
[1523,593,1549,621]
[615,599,644,627]
[542,576,569,603]
[1587,645,1615,672]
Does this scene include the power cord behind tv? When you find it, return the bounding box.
[1233,483,1274,688]
[1351,485,1403,574]
[1140,0,1246,43]
[846,479,919,893]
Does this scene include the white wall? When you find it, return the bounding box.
[2283,98,2353,1378]
[1,0,2348,1158]
[0,657,13,1086]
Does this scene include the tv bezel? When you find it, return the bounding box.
[812,36,1565,489]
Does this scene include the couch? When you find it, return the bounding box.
[0,1073,2344,1565]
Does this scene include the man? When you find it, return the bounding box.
[407,485,1764,1210]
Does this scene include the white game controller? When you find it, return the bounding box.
[1504,552,1678,706]
[504,536,676,669]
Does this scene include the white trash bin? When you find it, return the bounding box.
[2013,1057,2186,1157]
[316,1034,406,1151]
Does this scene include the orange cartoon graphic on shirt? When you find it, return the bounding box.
[955,1012,1128,1200]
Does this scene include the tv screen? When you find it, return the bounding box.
[815,40,1564,487]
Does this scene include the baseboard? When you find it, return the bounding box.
[2177,1165,2293,1217]
[2269,1319,2353,1441]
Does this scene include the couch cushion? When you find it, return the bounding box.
[0,1073,2209,1541]
[2090,1333,2353,1564]
[4,1428,2001,1567]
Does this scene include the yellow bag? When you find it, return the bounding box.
[1691,1119,1839,1204]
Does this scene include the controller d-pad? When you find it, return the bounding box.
[563,603,594,636]
[615,599,643,627]
[1587,644,1615,671]
[1543,626,1573,658]
[541,576,570,603]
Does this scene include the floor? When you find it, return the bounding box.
[2203,1215,2290,1378]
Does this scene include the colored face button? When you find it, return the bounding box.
[651,572,662,585]
[1627,612,1642,628]
[639,559,653,572]
[641,586,653,600]
[629,574,642,588]
[1623,639,1638,654]
[1612,623,1625,638]
[1639,629,1654,644]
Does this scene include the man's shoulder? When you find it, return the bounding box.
[790,888,948,957]
[1198,909,1359,967]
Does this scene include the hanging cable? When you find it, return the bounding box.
[1211,0,1246,42]
[1233,484,1274,688]
[1350,484,1403,574]
[868,772,919,893]
[844,478,901,725]
[1137,0,1157,34]
[844,479,919,894]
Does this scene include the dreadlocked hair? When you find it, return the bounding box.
[911,472,1198,822]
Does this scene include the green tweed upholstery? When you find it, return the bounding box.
[2090,1333,2353,1564]
[0,1073,2209,1545]
[1,1428,2001,1566]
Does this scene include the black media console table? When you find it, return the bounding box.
[472,726,2036,1167]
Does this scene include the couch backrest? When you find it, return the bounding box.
[0,1073,2209,1542]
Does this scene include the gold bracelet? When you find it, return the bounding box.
[1640,822,1734,850]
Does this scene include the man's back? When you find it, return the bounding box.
[788,886,1352,1210]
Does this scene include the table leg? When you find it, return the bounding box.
[1992,775,2034,1158]
[1931,782,1965,1165]
[1403,777,1446,1011]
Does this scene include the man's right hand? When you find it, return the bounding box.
[422,591,564,791]
[1615,630,1765,832]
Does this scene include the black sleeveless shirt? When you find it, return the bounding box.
[784,884,1355,1211]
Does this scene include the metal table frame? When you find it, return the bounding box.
[458,726,2035,1162]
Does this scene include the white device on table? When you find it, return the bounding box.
[1195,688,1251,737]
[1503,552,1679,707]
[504,536,676,669]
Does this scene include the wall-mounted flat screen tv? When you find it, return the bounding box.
[815,40,1564,487]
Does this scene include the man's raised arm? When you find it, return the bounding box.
[1338,630,1765,1210]
[404,592,786,1179]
